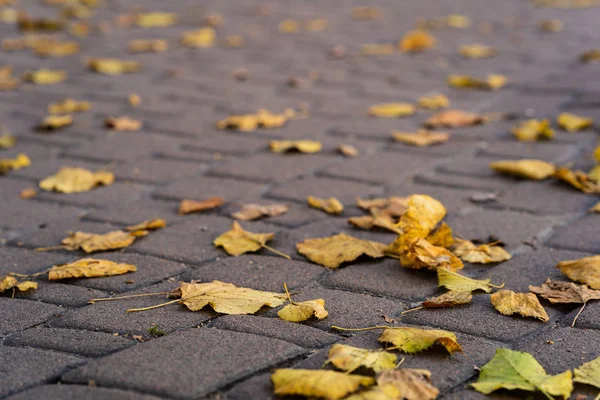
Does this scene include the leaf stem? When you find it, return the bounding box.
[401,306,423,315]
[34,245,66,252]
[9,268,51,278]
[489,282,505,289]
[571,301,587,327]
[126,299,180,313]
[89,292,172,304]
[262,244,291,260]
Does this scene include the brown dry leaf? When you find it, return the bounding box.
[124,218,166,232]
[48,258,136,280]
[490,159,556,180]
[105,116,142,131]
[0,275,37,293]
[128,94,141,107]
[217,108,291,131]
[307,195,344,215]
[296,233,387,269]
[178,197,224,215]
[59,230,140,253]
[18,15,64,32]
[418,93,449,110]
[491,289,549,322]
[327,344,396,373]
[135,12,177,28]
[448,74,507,90]
[352,6,383,20]
[400,238,464,272]
[369,103,416,118]
[37,114,73,131]
[356,196,409,216]
[128,39,168,53]
[269,140,322,154]
[277,284,328,323]
[338,144,359,157]
[0,65,19,90]
[34,39,79,57]
[87,58,142,75]
[557,112,594,132]
[360,43,395,56]
[272,369,375,400]
[424,109,486,128]
[422,291,473,308]
[557,255,600,289]
[39,167,114,193]
[19,188,37,199]
[392,129,450,147]
[232,203,289,221]
[181,27,216,48]
[512,119,554,142]
[452,239,512,264]
[438,268,502,293]
[554,167,600,194]
[580,49,600,63]
[399,30,436,53]
[22,68,66,84]
[0,132,16,149]
[0,153,31,174]
[214,221,289,259]
[530,279,600,305]
[539,19,564,32]
[379,326,462,354]
[48,98,90,114]
[459,43,496,59]
[348,211,401,234]
[373,369,439,400]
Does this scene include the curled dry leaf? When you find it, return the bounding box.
[214,221,289,259]
[338,144,359,157]
[590,202,600,213]
[399,30,436,53]
[392,129,450,147]
[424,109,486,128]
[269,140,322,154]
[554,167,600,194]
[217,108,291,131]
[105,116,142,131]
[278,298,328,322]
[374,369,439,400]
[459,43,496,59]
[447,74,507,91]
[418,93,449,110]
[574,356,600,390]
[512,119,554,142]
[425,222,454,249]
[348,211,401,234]
[400,239,464,272]
[135,12,178,28]
[556,255,600,289]
[422,291,472,308]
[59,230,141,253]
[232,203,289,221]
[0,132,16,149]
[530,279,600,306]
[22,68,66,84]
[124,218,166,232]
[87,58,142,75]
[48,98,90,114]
[181,27,216,48]
[272,369,374,400]
[0,153,30,174]
[327,344,396,373]
[368,103,416,118]
[438,268,502,293]
[307,195,344,214]
[472,348,573,399]
[379,326,462,354]
[39,167,114,193]
[452,238,511,264]
[37,114,73,131]
[0,275,37,293]
[490,159,556,180]
[179,197,224,215]
[490,289,549,322]
[128,39,168,53]
[557,112,593,132]
[296,233,387,269]
[48,258,136,280]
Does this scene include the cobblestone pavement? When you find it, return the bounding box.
[1,0,600,399]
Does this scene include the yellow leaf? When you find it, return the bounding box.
[307,195,344,214]
[19,188,37,199]
[48,258,136,280]
[181,27,216,48]
[374,369,439,400]
[400,239,464,271]
[554,167,600,194]
[590,202,600,213]
[424,109,486,128]
[128,39,168,53]
[392,129,450,147]
[417,93,449,110]
[48,98,91,114]
[459,43,496,59]
[128,94,141,107]
[0,275,37,292]
[60,230,139,253]
[326,344,396,373]
[472,348,573,399]
[34,40,79,57]
[512,119,554,142]
[490,290,549,322]
[580,49,600,63]
[422,291,472,308]
[338,144,359,157]
[37,114,73,131]
[87,58,142,75]
[39,167,114,193]
[557,255,600,289]
[0,153,30,174]
[590,165,600,182]
[356,197,409,215]
[379,326,462,354]
[124,218,166,232]
[0,65,19,91]
[269,140,322,154]
[22,69,66,84]
[272,369,375,400]
[490,159,556,180]
[438,268,502,293]
[368,103,416,118]
[0,133,16,149]
[360,43,396,56]
[232,203,289,221]
[135,12,177,28]
[557,112,593,132]
[179,197,224,215]
[574,356,600,390]
[278,298,328,322]
[217,108,290,131]
[539,19,563,32]
[214,221,289,259]
[445,14,471,28]
[448,74,507,91]
[296,233,387,269]
[278,18,299,33]
[105,116,142,131]
[425,222,454,248]
[344,385,400,400]
[348,211,401,234]
[452,239,511,264]
[399,30,436,53]
[595,146,600,163]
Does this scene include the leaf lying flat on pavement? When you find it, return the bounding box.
[368,103,416,118]
[0,153,30,174]
[530,279,600,326]
[272,369,375,400]
[296,233,387,269]
[379,326,462,354]
[399,239,464,272]
[214,221,290,259]
[232,203,289,221]
[452,238,511,264]
[556,255,600,289]
[392,130,450,147]
[178,197,224,215]
[326,344,396,373]
[511,119,554,142]
[490,289,549,322]
[48,258,136,280]
[39,167,114,193]
[490,159,556,180]
[438,268,503,293]
[557,112,593,132]
[105,116,142,131]
[277,283,328,323]
[423,109,486,128]
[0,275,37,293]
[60,230,143,253]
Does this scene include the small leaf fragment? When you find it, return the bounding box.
[135,12,177,28]
[374,369,439,400]
[49,258,136,280]
[0,133,16,149]
[490,290,549,322]
[438,268,501,293]
[37,114,73,131]
[232,203,289,221]
[369,103,415,118]
[307,195,344,215]
[128,39,168,53]
[124,218,166,232]
[490,159,556,180]
[580,49,600,63]
[512,119,554,142]
[338,144,359,157]
[181,27,216,48]
[448,74,507,91]
[379,326,462,354]
[556,255,600,289]
[554,167,600,194]
[392,129,449,147]
[459,43,496,59]
[399,30,436,53]
[326,344,396,373]
[422,291,472,308]
[22,68,66,84]
[574,356,600,390]
[424,109,486,128]
[269,140,322,154]
[48,98,90,114]
[34,40,79,57]
[0,275,37,293]
[0,153,30,174]
[39,167,114,193]
[278,298,328,322]
[417,93,449,110]
[348,211,400,234]
[452,239,511,264]
[105,116,142,131]
[590,202,600,213]
[360,43,395,56]
[272,369,375,400]
[217,108,291,131]
[530,279,600,305]
[296,233,387,269]
[179,197,224,215]
[87,58,141,75]
[19,188,37,199]
[557,112,593,132]
[539,19,563,32]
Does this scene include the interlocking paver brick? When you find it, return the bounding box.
[546,214,600,253]
[0,197,86,231]
[5,385,163,400]
[84,198,183,226]
[0,298,63,336]
[13,282,106,308]
[153,175,266,202]
[266,176,383,204]
[112,157,206,184]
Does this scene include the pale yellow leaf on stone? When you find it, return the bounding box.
[278,298,328,322]
[181,27,216,48]
[554,167,600,194]
[557,255,600,289]
[417,93,449,110]
[399,30,436,53]
[448,74,507,90]
[438,268,501,293]
[392,129,449,147]
[459,43,496,59]
[87,58,141,75]
[338,144,359,157]
[60,230,140,253]
[272,369,374,400]
[124,218,166,232]
[490,290,549,322]
[232,203,289,221]
[307,195,344,214]
[105,116,142,131]
[22,68,66,84]
[424,109,486,128]
[512,119,554,142]
[374,369,439,400]
[296,233,387,269]
[37,114,73,130]
[369,103,415,118]
[48,98,90,114]
[557,112,593,132]
[379,326,462,354]
[574,356,600,390]
[490,159,556,180]
[0,153,30,174]
[269,140,322,154]
[0,133,16,149]
[326,344,396,373]
[135,12,177,28]
[0,275,37,292]
[49,258,136,280]
[452,239,511,264]
[39,167,114,193]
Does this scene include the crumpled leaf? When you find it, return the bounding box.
[34,40,79,57]
[307,195,344,214]
[39,167,114,193]
[269,140,322,154]
[19,188,37,199]
[59,230,142,253]
[369,103,415,118]
[48,258,136,280]
[554,167,600,194]
[128,39,168,53]
[348,211,401,234]
[448,74,507,91]
[214,221,289,259]
[217,108,291,131]
[574,356,600,390]
[0,153,30,174]
[37,114,73,131]
[392,129,449,147]
[372,369,439,400]
[0,133,16,149]
[181,27,215,48]
[490,159,556,180]
[272,369,374,400]
[424,109,486,128]
[135,12,177,28]
[379,326,462,354]
[530,279,600,305]
[356,196,409,216]
[438,268,502,293]
[105,116,142,131]
[472,348,573,399]
[422,291,472,308]
[327,344,396,373]
[296,233,387,269]
[512,119,554,142]
[87,58,141,75]
[48,98,90,114]
[557,112,593,132]
[417,93,449,110]
[22,68,66,84]
[278,298,328,322]
[232,203,289,221]
[556,255,600,289]
[0,275,37,293]
[124,218,166,232]
[17,14,64,32]
[399,30,436,53]
[490,290,549,322]
[178,197,224,215]
[338,144,359,157]
[452,239,512,264]
[400,238,464,271]
[425,222,454,249]
[580,49,600,63]
[459,43,496,59]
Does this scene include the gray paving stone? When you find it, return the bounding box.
[479,140,580,164]
[13,282,106,308]
[153,175,266,202]
[0,197,86,231]
[224,373,275,400]
[62,328,306,399]
[36,182,148,209]
[546,214,600,253]
[267,176,383,204]
[0,298,63,336]
[84,198,184,226]
[0,246,72,276]
[113,157,206,184]
[5,385,163,400]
